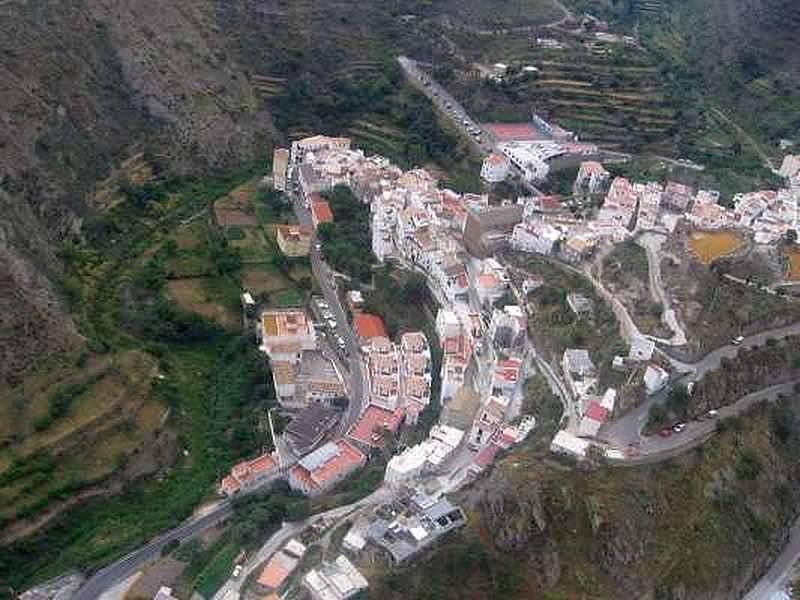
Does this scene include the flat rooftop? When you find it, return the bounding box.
[262,310,313,338]
[484,122,549,142]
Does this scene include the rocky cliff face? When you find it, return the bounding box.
[370,398,800,599]
[471,400,800,599]
[0,0,276,385]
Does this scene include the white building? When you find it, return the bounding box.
[562,348,598,398]
[441,354,468,400]
[550,430,591,459]
[779,155,800,180]
[303,555,368,600]
[481,153,510,183]
[272,148,290,192]
[510,222,562,255]
[290,134,352,165]
[436,309,462,341]
[260,310,317,363]
[573,161,610,197]
[643,364,669,395]
[499,141,560,182]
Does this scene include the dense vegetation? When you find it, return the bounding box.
[0,172,283,591]
[318,185,375,283]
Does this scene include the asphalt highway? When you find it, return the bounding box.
[73,500,234,600]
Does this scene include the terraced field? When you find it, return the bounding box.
[0,351,169,542]
[445,31,679,153]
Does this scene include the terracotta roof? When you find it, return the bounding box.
[220,475,240,495]
[249,453,277,475]
[311,199,334,224]
[348,405,405,447]
[485,153,508,166]
[355,313,388,339]
[478,273,499,289]
[475,443,501,467]
[311,440,365,484]
[257,552,298,589]
[585,401,610,422]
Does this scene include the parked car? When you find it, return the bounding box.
[707,409,719,418]
[232,565,243,579]
[658,428,673,438]
[731,335,744,345]
[672,422,686,434]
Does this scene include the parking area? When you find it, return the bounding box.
[309,295,348,357]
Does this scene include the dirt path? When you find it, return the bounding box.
[0,481,124,544]
[637,233,687,346]
[709,106,777,171]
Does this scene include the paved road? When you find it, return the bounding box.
[72,501,233,600]
[601,322,800,449]
[661,322,800,379]
[605,381,799,464]
[398,56,544,196]
[212,486,393,600]
[289,187,368,434]
[743,515,800,600]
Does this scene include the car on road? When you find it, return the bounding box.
[707,409,719,418]
[731,335,744,345]
[232,565,243,578]
[658,428,673,438]
[672,422,686,434]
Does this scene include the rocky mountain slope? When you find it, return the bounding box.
[370,396,800,599]
[0,0,275,386]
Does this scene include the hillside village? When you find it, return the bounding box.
[203,121,800,599]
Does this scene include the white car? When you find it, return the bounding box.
[232,565,243,579]
[731,335,744,345]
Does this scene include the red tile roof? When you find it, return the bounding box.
[355,313,388,339]
[311,440,365,484]
[484,122,546,142]
[585,401,610,422]
[475,443,501,468]
[311,199,334,224]
[348,405,405,447]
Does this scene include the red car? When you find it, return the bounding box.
[658,428,673,438]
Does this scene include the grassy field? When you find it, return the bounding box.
[0,350,168,537]
[167,278,241,331]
